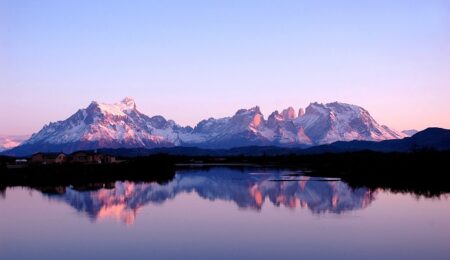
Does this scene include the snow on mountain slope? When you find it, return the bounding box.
[191,102,403,147]
[294,102,405,144]
[193,106,274,148]
[4,98,406,155]
[402,129,419,137]
[267,109,309,145]
[22,98,194,151]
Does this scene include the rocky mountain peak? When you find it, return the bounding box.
[281,107,297,120]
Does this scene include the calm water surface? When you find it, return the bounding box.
[1,167,450,259]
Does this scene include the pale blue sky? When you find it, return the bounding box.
[1,0,449,134]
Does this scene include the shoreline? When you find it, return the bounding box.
[2,151,450,197]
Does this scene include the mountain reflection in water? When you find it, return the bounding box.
[41,168,377,224]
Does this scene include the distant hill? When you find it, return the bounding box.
[303,128,450,153]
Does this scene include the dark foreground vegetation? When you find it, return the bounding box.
[0,155,175,190]
[1,151,450,197]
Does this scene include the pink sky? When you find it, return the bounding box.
[1,1,449,135]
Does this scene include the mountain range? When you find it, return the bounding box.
[4,97,415,156]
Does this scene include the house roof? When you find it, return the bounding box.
[71,151,101,156]
[32,153,66,159]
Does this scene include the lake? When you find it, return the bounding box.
[1,167,450,259]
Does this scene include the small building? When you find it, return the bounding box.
[15,159,28,165]
[31,153,67,164]
[5,158,28,169]
[71,151,103,164]
[102,155,116,163]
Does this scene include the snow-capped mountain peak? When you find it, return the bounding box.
[268,111,284,123]
[90,97,138,117]
[20,98,192,152]
[231,106,264,129]
[121,97,136,108]
[295,102,405,144]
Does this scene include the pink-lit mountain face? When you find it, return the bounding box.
[7,98,406,155]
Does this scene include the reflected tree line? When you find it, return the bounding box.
[1,151,450,199]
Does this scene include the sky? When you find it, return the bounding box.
[1,0,449,135]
